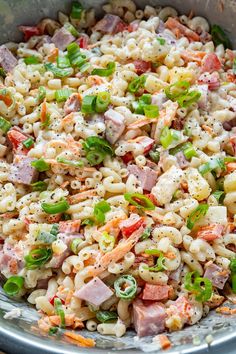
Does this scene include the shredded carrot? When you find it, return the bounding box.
[164,251,176,260]
[155,334,172,350]
[0,211,19,218]
[64,331,95,347]
[99,215,127,234]
[61,181,70,189]
[181,50,206,65]
[0,92,13,106]
[127,117,157,130]
[8,258,18,274]
[216,306,236,315]
[40,99,47,124]
[202,124,214,134]
[145,210,164,222]
[68,189,97,204]
[49,314,75,327]
[87,75,105,85]
[61,112,75,127]
[47,48,59,62]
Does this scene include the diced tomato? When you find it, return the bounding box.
[121,152,134,164]
[197,223,224,241]
[78,35,89,49]
[7,128,29,155]
[128,22,139,32]
[201,53,221,73]
[143,284,170,301]
[18,25,42,41]
[49,295,65,306]
[226,162,236,172]
[120,214,144,238]
[59,220,81,234]
[133,60,152,74]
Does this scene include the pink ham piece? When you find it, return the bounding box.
[142,284,170,301]
[136,136,154,154]
[166,295,192,324]
[133,299,166,337]
[64,93,80,115]
[104,109,125,144]
[198,72,220,90]
[204,263,229,289]
[196,223,224,241]
[127,164,158,191]
[169,264,183,282]
[0,45,17,73]
[196,84,209,110]
[74,277,113,306]
[8,156,39,185]
[175,151,189,169]
[94,14,126,34]
[51,27,75,50]
[151,92,167,110]
[201,53,221,73]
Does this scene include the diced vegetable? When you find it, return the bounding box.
[44,63,73,78]
[177,91,201,108]
[92,62,116,77]
[83,136,113,166]
[160,127,181,149]
[31,181,48,191]
[140,226,152,241]
[3,276,24,296]
[165,81,190,100]
[31,158,50,172]
[144,249,167,271]
[187,204,209,230]
[184,271,212,302]
[114,275,137,300]
[41,198,70,214]
[198,158,225,175]
[93,200,111,224]
[96,310,118,323]
[0,116,11,133]
[25,248,52,269]
[55,88,72,102]
[211,24,232,49]
[22,137,34,149]
[24,56,40,65]
[70,238,83,254]
[57,157,83,168]
[124,192,155,210]
[64,22,79,37]
[70,1,83,19]
[54,298,65,328]
[128,75,146,93]
[57,55,71,69]
[99,232,115,253]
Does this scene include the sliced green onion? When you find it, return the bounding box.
[93,200,111,224]
[143,104,159,118]
[231,273,236,293]
[61,213,71,221]
[184,271,212,302]
[215,177,225,191]
[140,93,152,105]
[230,259,236,273]
[165,81,190,100]
[212,190,225,204]
[25,248,52,269]
[114,275,137,300]
[96,310,118,323]
[3,276,24,296]
[92,62,116,77]
[31,181,48,192]
[140,226,152,241]
[70,238,83,254]
[50,223,59,236]
[70,1,83,19]
[156,37,166,45]
[0,67,6,78]
[124,192,155,210]
[49,327,58,335]
[149,145,160,163]
[54,298,65,328]
[86,150,106,166]
[99,232,115,253]
[24,56,40,65]
[160,126,180,149]
[79,62,91,73]
[81,218,94,226]
[41,198,69,215]
[187,204,209,230]
[37,86,46,101]
[224,156,236,163]
[67,42,87,68]
[38,231,57,244]
[83,136,113,156]
[144,249,167,271]
[22,137,34,149]
[169,142,197,159]
[0,116,11,133]
[95,91,110,113]
[211,24,232,49]
[81,95,96,114]
[64,22,79,37]
[44,63,73,78]
[31,158,50,172]
[199,158,225,175]
[128,75,146,93]
[55,88,72,103]
[183,145,197,159]
[233,58,236,75]
[57,156,83,168]
[177,90,201,108]
[57,55,71,69]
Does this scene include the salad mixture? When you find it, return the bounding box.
[0,0,236,344]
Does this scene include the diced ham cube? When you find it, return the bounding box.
[119,213,144,238]
[64,93,80,115]
[127,164,158,191]
[51,27,75,50]
[166,295,192,325]
[196,84,209,110]
[133,60,152,74]
[0,45,17,73]
[74,277,113,306]
[94,14,126,34]
[198,72,220,90]
[165,17,200,42]
[133,299,166,337]
[175,151,189,169]
[196,223,224,241]
[142,284,170,301]
[136,136,154,154]
[204,263,229,289]
[201,53,221,73]
[151,92,168,110]
[104,109,125,144]
[8,156,39,185]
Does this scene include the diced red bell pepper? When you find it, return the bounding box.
[78,35,89,49]
[127,22,139,32]
[7,128,30,155]
[121,152,134,164]
[18,26,42,41]
[115,21,128,33]
[120,215,144,238]
[49,295,65,306]
[144,193,159,206]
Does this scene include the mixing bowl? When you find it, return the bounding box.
[0,1,236,353]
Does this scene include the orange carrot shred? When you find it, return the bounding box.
[64,331,95,347]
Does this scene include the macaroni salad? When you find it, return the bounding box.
[0,0,236,342]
